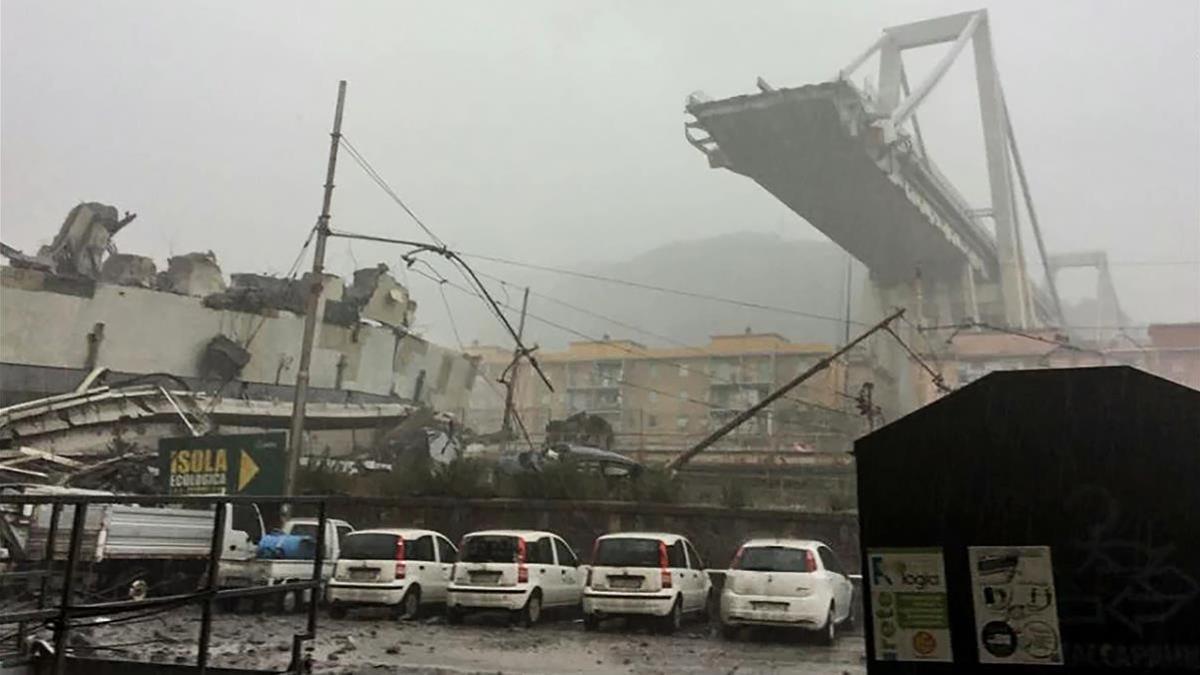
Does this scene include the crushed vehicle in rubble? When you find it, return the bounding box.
[497,443,642,479]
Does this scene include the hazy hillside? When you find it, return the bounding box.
[424,232,867,351]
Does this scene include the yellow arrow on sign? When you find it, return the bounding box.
[238,450,260,492]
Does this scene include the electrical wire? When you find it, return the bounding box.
[436,282,466,351]
[339,135,446,248]
[203,222,320,414]
[323,227,553,391]
[411,267,856,419]
[471,267,857,414]
[457,271,850,417]
[884,325,952,394]
[899,314,946,370]
[456,251,868,328]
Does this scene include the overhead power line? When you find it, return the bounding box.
[339,135,446,247]
[410,266,858,420]
[457,251,866,327]
[466,269,860,418]
[472,267,861,407]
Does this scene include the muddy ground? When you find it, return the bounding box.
[56,607,867,674]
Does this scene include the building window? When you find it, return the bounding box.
[648,363,657,379]
[647,414,657,428]
[648,391,658,404]
[756,359,772,382]
[676,415,689,431]
[680,390,688,402]
[678,364,688,378]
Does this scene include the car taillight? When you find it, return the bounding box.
[729,546,745,569]
[395,537,407,579]
[517,537,528,583]
[586,567,593,586]
[804,549,817,573]
[659,541,672,589]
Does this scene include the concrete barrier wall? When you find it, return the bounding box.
[322,498,861,573]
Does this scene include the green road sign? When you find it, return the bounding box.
[159,432,285,495]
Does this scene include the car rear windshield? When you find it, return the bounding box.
[340,533,399,560]
[594,538,661,567]
[735,546,810,572]
[461,535,520,563]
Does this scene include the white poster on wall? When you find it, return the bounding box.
[867,548,953,662]
[969,546,1064,665]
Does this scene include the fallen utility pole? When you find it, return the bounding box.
[285,80,347,500]
[666,307,905,473]
[500,286,531,437]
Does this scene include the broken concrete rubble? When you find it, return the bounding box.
[349,264,414,328]
[99,253,157,288]
[1,201,479,417]
[36,202,138,278]
[199,334,252,381]
[158,251,226,296]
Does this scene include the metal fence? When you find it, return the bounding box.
[0,493,330,675]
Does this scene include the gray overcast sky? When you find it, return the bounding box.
[3,0,1198,336]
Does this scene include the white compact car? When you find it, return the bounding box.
[719,539,854,643]
[582,532,712,634]
[446,529,585,626]
[327,528,457,619]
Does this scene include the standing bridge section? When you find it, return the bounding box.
[685,10,1061,332]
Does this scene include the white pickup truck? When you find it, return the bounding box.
[217,517,353,611]
[1,485,264,601]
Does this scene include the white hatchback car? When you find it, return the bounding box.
[446,529,585,626]
[582,532,712,634]
[719,539,854,643]
[327,528,457,619]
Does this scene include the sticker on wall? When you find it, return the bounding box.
[969,546,1064,665]
[867,548,953,662]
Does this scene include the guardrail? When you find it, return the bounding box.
[0,494,330,675]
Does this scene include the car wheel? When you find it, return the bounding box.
[842,604,856,630]
[720,622,739,641]
[818,605,836,646]
[515,591,542,628]
[328,603,347,620]
[658,597,682,635]
[397,586,422,620]
[446,606,464,625]
[278,588,298,614]
[705,590,718,623]
[583,613,599,632]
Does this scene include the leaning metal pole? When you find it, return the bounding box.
[285,81,348,500]
[667,308,905,473]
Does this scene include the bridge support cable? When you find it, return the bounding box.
[999,87,1067,326]
[833,9,1039,329]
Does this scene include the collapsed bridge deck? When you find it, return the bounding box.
[686,80,999,287]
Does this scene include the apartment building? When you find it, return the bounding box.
[466,332,851,450]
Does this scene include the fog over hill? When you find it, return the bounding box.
[416,232,869,351]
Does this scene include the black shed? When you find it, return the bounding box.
[855,366,1199,673]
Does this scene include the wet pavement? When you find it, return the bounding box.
[64,607,866,674]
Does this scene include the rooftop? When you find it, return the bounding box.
[469,334,834,365]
